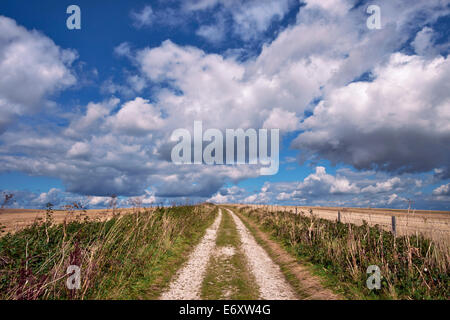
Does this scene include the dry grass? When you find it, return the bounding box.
[0,204,217,300]
[238,206,449,299]
[0,208,140,235]
[232,205,450,244]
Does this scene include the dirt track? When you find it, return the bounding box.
[3,205,341,300]
[160,209,222,300]
[161,208,324,300]
[234,209,340,300]
[226,208,296,300]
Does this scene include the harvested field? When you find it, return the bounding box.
[0,208,143,235]
[2,204,448,300]
[232,205,450,244]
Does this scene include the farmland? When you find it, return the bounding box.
[0,204,449,300]
[0,208,139,235]
[234,205,449,299]
[0,205,217,299]
[233,205,450,244]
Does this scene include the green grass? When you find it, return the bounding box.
[236,206,450,300]
[241,214,358,299]
[0,205,217,300]
[230,208,313,300]
[201,209,259,300]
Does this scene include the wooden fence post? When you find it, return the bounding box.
[391,216,397,236]
[338,210,341,223]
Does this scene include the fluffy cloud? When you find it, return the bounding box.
[0,93,260,198]
[433,183,450,196]
[196,23,226,44]
[130,6,154,28]
[133,39,334,133]
[130,0,449,182]
[303,0,352,16]
[226,0,294,41]
[0,16,77,133]
[263,108,299,131]
[207,185,246,203]
[2,1,450,208]
[64,98,120,138]
[0,188,159,209]
[412,27,438,56]
[67,142,91,160]
[185,0,295,41]
[114,42,132,57]
[107,97,165,136]
[288,166,360,196]
[208,166,435,208]
[360,177,402,194]
[32,188,65,206]
[292,53,450,174]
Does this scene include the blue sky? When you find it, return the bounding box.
[0,0,449,210]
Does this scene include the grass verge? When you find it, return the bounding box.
[234,208,352,299]
[235,206,449,300]
[201,209,259,300]
[0,204,217,300]
[230,207,336,299]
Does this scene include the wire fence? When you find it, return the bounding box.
[234,204,450,245]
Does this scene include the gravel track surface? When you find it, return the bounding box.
[160,209,222,300]
[161,208,296,300]
[227,208,297,300]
